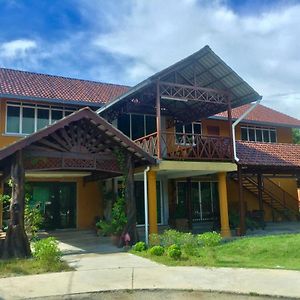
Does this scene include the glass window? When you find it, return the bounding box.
[263,129,270,142]
[185,123,192,134]
[241,127,248,141]
[270,130,276,143]
[131,115,145,140]
[146,115,156,135]
[37,109,49,130]
[22,107,35,134]
[256,129,263,142]
[64,110,73,117]
[248,128,255,141]
[193,123,201,135]
[118,114,130,137]
[7,106,20,133]
[51,110,63,124]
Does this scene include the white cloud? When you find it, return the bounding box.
[83,0,300,119]
[0,39,37,59]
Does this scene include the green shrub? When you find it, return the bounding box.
[149,233,161,247]
[160,230,182,247]
[197,231,222,247]
[25,206,43,240]
[132,241,147,252]
[180,233,198,256]
[149,245,164,256]
[96,197,127,236]
[33,237,62,263]
[167,244,182,260]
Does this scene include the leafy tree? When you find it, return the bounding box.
[292,128,300,144]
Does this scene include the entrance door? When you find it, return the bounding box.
[28,182,76,230]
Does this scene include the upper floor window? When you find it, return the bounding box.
[6,102,77,135]
[241,126,277,143]
[117,113,156,140]
[175,122,202,144]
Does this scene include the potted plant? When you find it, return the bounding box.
[96,196,127,246]
[174,202,189,231]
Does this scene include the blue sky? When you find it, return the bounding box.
[0,0,300,117]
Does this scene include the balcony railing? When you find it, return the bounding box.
[134,131,233,161]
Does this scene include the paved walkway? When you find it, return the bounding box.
[1,251,300,299]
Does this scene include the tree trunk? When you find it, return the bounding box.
[121,154,139,246]
[2,151,31,259]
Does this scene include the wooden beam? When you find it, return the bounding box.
[156,80,162,159]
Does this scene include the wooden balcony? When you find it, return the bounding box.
[134,131,233,161]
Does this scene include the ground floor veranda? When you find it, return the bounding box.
[1,159,298,240]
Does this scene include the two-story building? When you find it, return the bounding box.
[0,45,299,238]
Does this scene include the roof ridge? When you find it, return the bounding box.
[0,67,130,89]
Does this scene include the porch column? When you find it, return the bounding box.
[148,170,158,234]
[218,172,231,237]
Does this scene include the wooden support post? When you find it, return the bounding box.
[218,172,231,237]
[123,154,139,244]
[2,151,31,259]
[238,165,246,235]
[227,95,234,161]
[148,170,158,234]
[186,178,192,230]
[156,81,162,159]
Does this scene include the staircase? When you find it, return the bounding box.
[231,175,300,221]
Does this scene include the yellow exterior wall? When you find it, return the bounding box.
[77,178,103,229]
[27,177,103,229]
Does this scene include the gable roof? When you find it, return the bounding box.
[0,68,129,106]
[236,140,300,170]
[98,45,262,114]
[0,107,155,166]
[213,104,300,128]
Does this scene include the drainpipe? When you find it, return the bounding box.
[144,166,150,245]
[232,99,262,162]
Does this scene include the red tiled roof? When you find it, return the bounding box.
[236,140,300,168]
[214,104,300,128]
[0,68,129,105]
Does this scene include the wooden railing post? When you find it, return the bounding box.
[156,81,162,159]
[227,94,234,161]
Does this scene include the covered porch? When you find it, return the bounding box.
[99,45,262,162]
[0,107,155,240]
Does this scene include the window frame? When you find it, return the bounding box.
[5,101,77,135]
[240,125,277,143]
[176,180,217,222]
[175,122,202,145]
[117,113,157,140]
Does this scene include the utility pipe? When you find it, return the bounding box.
[232,99,262,162]
[143,166,150,245]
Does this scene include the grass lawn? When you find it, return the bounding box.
[0,259,72,278]
[133,233,300,270]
